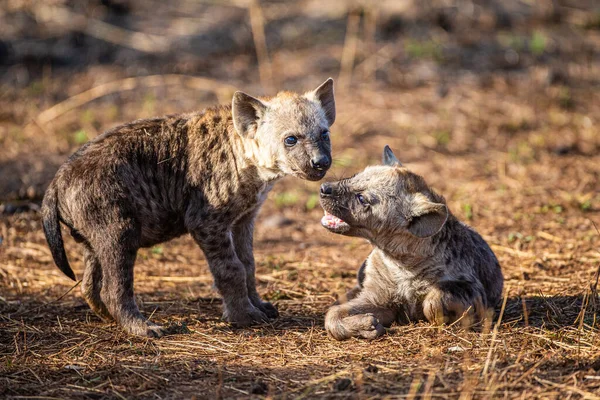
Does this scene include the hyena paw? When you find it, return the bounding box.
[124,320,166,338]
[255,301,279,319]
[223,303,269,327]
[346,313,386,340]
[328,313,385,340]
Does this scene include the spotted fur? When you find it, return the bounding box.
[320,146,503,340]
[42,79,336,337]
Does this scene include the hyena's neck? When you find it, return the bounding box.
[375,216,457,268]
[230,128,286,183]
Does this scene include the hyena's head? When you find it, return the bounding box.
[319,146,449,243]
[232,79,335,181]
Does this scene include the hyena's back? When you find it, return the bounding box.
[43,108,235,275]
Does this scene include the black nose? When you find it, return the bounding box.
[320,183,333,196]
[311,156,331,171]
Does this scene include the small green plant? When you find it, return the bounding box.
[73,130,89,145]
[106,104,119,121]
[333,155,354,168]
[580,199,592,212]
[508,232,519,242]
[558,87,574,110]
[275,191,299,208]
[434,130,451,147]
[305,193,320,211]
[529,31,547,56]
[151,246,163,255]
[508,232,533,243]
[539,204,563,214]
[81,109,95,124]
[462,203,473,220]
[266,290,291,301]
[508,141,536,164]
[405,39,443,61]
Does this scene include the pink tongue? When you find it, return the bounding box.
[321,214,344,225]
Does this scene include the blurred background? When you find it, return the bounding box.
[1,0,598,203]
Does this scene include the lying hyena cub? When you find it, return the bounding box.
[320,146,503,340]
[42,79,336,337]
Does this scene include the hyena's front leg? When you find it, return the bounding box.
[325,293,396,340]
[191,229,269,326]
[335,260,367,305]
[232,211,278,319]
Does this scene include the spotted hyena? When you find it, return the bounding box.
[320,146,503,340]
[42,79,336,337]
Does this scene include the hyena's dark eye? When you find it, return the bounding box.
[284,136,298,147]
[321,130,330,141]
[356,193,369,206]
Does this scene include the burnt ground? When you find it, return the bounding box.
[1,0,600,398]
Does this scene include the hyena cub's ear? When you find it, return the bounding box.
[307,78,335,126]
[232,91,268,138]
[407,194,448,238]
[383,145,402,167]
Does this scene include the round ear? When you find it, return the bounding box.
[382,145,402,167]
[307,78,335,126]
[407,202,448,238]
[232,91,267,138]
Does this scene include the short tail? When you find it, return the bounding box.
[41,183,76,281]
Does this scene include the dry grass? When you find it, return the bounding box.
[2,0,600,398]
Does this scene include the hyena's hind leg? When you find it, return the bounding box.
[423,280,488,327]
[94,223,165,338]
[81,245,113,321]
[325,292,396,340]
[334,261,367,305]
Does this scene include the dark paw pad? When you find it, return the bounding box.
[258,301,279,319]
[224,305,269,327]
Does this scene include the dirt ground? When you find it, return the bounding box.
[1,0,600,398]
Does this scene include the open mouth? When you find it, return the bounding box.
[321,210,350,233]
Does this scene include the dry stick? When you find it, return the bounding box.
[590,220,600,296]
[422,369,436,400]
[533,377,600,400]
[354,42,395,82]
[482,286,509,383]
[590,220,600,331]
[32,75,237,127]
[27,280,82,316]
[338,10,361,91]
[363,5,378,83]
[34,6,171,53]
[406,374,422,400]
[522,296,529,327]
[53,280,82,303]
[248,0,274,94]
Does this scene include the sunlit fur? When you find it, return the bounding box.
[42,79,336,337]
[320,148,503,340]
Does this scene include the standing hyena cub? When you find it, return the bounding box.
[42,79,336,337]
[320,146,503,340]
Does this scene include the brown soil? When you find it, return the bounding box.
[1,1,599,398]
